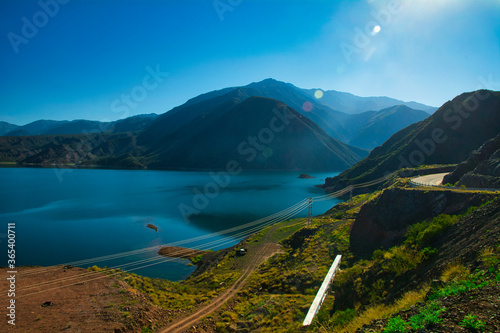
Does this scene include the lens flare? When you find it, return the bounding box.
[302,101,313,112]
[372,25,381,34]
[314,89,324,99]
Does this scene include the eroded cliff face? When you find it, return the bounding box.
[456,149,500,188]
[350,188,495,256]
[444,133,500,188]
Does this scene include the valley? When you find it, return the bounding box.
[3,169,500,332]
[1,83,499,333]
[0,79,433,172]
[2,1,499,331]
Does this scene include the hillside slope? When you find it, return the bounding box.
[140,79,428,146]
[146,96,368,170]
[347,105,429,149]
[6,175,499,332]
[0,121,20,135]
[1,79,430,156]
[324,90,500,193]
[0,98,368,171]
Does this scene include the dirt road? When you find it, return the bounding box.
[160,225,284,333]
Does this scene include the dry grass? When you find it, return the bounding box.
[320,286,429,333]
[440,263,470,283]
[479,247,499,268]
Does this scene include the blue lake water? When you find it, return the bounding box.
[0,167,340,280]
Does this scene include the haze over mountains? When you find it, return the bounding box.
[0,79,437,171]
[302,88,437,115]
[0,114,159,137]
[324,90,500,192]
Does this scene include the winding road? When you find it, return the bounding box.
[411,172,449,186]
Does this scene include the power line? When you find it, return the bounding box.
[3,172,395,299]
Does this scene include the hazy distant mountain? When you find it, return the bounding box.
[346,105,430,149]
[42,120,114,135]
[1,114,158,137]
[324,90,500,192]
[5,120,70,136]
[235,79,430,144]
[109,114,158,133]
[302,88,438,114]
[0,121,19,136]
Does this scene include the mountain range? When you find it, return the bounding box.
[302,88,437,114]
[324,90,500,192]
[0,79,437,171]
[0,114,159,137]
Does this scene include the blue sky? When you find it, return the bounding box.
[1,0,499,125]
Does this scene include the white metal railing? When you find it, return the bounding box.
[409,179,500,192]
[303,254,342,326]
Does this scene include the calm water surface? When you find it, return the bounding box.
[0,168,340,280]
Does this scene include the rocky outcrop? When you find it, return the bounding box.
[444,133,500,188]
[350,188,496,256]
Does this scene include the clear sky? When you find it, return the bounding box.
[1,0,499,125]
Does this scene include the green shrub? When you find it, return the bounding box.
[408,302,444,329]
[405,214,458,247]
[429,275,488,300]
[383,316,408,333]
[460,314,485,331]
[191,254,203,264]
[383,246,435,275]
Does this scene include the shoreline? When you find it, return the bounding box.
[0,162,343,174]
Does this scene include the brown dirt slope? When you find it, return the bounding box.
[0,266,169,332]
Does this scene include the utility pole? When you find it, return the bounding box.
[307,197,313,226]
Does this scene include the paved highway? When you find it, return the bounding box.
[411,173,449,186]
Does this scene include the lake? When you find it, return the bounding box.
[0,167,340,280]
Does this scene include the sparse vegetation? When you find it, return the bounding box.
[82,179,500,332]
[383,316,407,333]
[460,314,486,331]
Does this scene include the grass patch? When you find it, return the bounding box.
[460,314,486,331]
[324,288,428,333]
[429,269,489,300]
